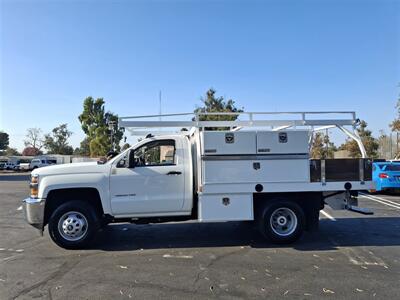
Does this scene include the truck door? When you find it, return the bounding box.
[109,138,186,215]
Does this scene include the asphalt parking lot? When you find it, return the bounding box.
[1,176,399,299]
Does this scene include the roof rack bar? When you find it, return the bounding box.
[121,112,194,119]
[119,120,355,128]
[120,111,356,120]
[119,111,357,129]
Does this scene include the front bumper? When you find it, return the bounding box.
[23,197,46,235]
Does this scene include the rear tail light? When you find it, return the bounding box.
[378,173,389,179]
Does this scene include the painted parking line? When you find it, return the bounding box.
[320,210,336,221]
[360,194,400,210]
[359,192,400,208]
[359,193,400,210]
[361,193,400,206]
[162,254,193,259]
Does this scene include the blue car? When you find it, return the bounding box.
[372,162,400,192]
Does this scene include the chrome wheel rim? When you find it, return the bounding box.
[270,207,297,237]
[57,211,88,242]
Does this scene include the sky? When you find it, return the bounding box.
[0,0,399,151]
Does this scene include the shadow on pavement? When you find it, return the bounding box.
[375,191,400,196]
[89,217,400,251]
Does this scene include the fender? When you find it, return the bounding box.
[39,173,112,215]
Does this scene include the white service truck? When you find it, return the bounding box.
[29,157,58,170]
[23,112,373,249]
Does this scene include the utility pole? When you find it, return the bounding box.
[159,90,162,121]
[325,129,329,158]
[390,132,393,159]
[108,121,116,152]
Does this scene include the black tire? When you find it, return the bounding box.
[258,200,305,244]
[48,200,100,249]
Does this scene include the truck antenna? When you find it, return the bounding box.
[159,90,162,121]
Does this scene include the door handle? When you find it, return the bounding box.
[166,171,182,175]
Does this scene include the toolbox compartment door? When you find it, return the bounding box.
[257,131,309,154]
[202,131,256,155]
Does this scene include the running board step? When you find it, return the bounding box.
[348,205,374,215]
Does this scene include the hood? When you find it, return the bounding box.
[32,162,110,176]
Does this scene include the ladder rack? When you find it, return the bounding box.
[118,111,367,158]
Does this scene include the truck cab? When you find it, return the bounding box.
[109,136,193,216]
[23,135,194,249]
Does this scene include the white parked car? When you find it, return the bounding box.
[29,158,57,170]
[5,162,18,170]
[19,162,31,171]
[23,111,374,249]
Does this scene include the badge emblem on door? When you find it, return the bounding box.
[279,132,288,143]
[222,197,230,206]
[225,133,234,144]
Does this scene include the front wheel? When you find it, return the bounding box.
[48,200,100,249]
[258,200,305,244]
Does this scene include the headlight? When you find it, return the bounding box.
[30,174,39,198]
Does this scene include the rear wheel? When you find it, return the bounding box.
[48,200,100,249]
[258,200,305,244]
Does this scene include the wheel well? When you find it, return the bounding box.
[253,192,324,231]
[44,188,104,226]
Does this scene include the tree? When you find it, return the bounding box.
[73,137,91,156]
[43,124,74,155]
[4,147,20,156]
[322,134,337,159]
[310,133,324,159]
[390,89,400,156]
[22,147,42,156]
[339,120,379,158]
[390,87,400,131]
[78,97,124,157]
[0,131,9,152]
[24,128,44,152]
[121,143,131,151]
[193,88,243,130]
[310,132,336,159]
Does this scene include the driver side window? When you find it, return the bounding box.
[134,140,175,167]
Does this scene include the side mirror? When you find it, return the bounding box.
[128,150,135,168]
[97,157,107,165]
